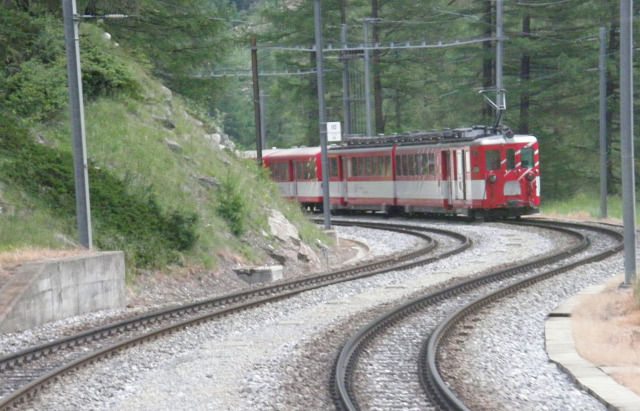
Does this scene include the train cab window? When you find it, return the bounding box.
[506,149,516,170]
[521,147,534,169]
[307,161,316,179]
[486,150,501,171]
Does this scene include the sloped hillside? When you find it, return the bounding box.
[0,23,328,293]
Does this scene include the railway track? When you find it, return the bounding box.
[0,220,471,410]
[331,219,623,410]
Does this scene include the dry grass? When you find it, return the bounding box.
[572,275,640,395]
[0,248,91,269]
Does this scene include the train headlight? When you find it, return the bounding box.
[526,172,535,181]
[488,174,497,183]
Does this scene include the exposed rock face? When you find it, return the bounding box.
[194,175,221,190]
[267,209,319,265]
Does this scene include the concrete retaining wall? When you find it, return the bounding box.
[0,252,126,333]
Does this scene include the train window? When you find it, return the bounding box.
[372,157,379,176]
[521,147,534,169]
[421,154,429,176]
[402,155,409,176]
[330,158,339,177]
[428,153,436,175]
[396,155,402,176]
[506,149,516,170]
[365,157,372,176]
[275,163,282,181]
[384,156,391,177]
[486,150,501,170]
[307,161,316,179]
[351,158,357,177]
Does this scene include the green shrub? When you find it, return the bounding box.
[4,59,69,122]
[216,172,247,236]
[0,114,198,269]
[79,25,142,99]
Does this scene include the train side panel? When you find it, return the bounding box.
[330,147,396,211]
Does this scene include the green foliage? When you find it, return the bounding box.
[0,11,141,122]
[540,192,638,222]
[77,25,143,99]
[0,114,198,269]
[215,171,247,236]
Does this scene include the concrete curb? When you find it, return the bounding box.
[545,283,640,411]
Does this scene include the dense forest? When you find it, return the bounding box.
[0,0,638,202]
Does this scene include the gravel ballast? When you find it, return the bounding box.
[2,219,624,410]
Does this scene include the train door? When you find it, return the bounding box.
[292,161,299,201]
[455,150,469,201]
[342,156,349,204]
[441,151,453,209]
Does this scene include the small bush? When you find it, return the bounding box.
[215,172,247,236]
[0,114,199,269]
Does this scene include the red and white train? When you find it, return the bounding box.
[260,126,540,220]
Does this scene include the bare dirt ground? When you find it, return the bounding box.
[572,275,640,395]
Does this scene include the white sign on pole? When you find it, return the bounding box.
[327,122,342,142]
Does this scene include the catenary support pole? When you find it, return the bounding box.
[341,24,352,136]
[251,38,263,168]
[314,0,331,230]
[620,0,636,285]
[599,27,607,219]
[363,19,373,137]
[62,0,92,249]
[495,0,504,109]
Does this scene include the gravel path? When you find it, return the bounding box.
[3,219,622,410]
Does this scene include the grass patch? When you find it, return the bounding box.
[540,192,638,222]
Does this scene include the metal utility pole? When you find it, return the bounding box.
[363,18,374,137]
[599,27,607,219]
[314,0,331,230]
[259,89,267,150]
[620,0,636,286]
[341,24,352,136]
[62,0,92,249]
[495,0,505,115]
[251,38,263,168]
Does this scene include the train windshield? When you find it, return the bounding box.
[521,147,535,169]
[486,149,501,171]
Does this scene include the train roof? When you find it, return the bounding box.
[334,125,536,149]
[263,146,321,160]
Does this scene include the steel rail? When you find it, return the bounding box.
[0,221,468,410]
[421,220,624,411]
[331,220,597,411]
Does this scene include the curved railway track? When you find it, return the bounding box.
[331,219,623,411]
[0,220,471,410]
